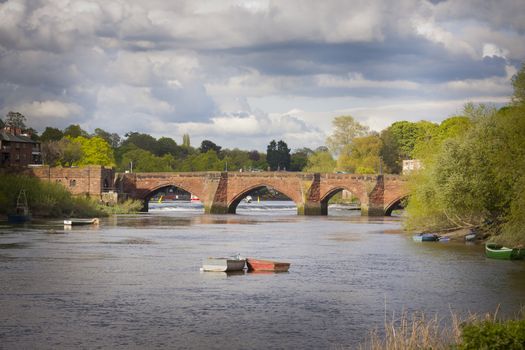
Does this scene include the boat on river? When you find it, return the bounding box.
[8,190,32,224]
[485,243,525,260]
[64,218,100,226]
[201,256,246,272]
[246,258,290,272]
[412,233,439,242]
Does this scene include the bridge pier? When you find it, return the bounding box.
[301,201,328,216]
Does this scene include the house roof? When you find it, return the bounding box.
[0,130,40,144]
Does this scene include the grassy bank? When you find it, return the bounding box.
[0,173,141,218]
[358,309,525,350]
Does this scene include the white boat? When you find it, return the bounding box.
[244,195,253,203]
[201,255,246,272]
[64,218,100,226]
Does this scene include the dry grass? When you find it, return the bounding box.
[357,308,503,350]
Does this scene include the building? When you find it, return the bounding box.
[0,128,42,167]
[402,159,422,174]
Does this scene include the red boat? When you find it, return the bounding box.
[246,258,290,272]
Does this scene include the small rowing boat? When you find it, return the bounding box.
[412,233,439,242]
[64,218,100,226]
[201,256,246,272]
[485,243,525,260]
[246,258,290,272]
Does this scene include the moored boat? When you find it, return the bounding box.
[201,256,246,272]
[412,233,439,242]
[64,218,100,226]
[246,258,290,272]
[485,243,524,260]
[8,190,31,224]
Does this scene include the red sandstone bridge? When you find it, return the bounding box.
[27,166,408,216]
[116,171,408,216]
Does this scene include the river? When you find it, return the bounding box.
[1,201,524,349]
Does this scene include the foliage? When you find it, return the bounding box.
[221,148,252,171]
[304,150,336,173]
[178,150,223,171]
[63,124,89,138]
[72,136,115,167]
[182,133,191,147]
[98,199,143,215]
[122,132,159,155]
[290,148,313,171]
[0,117,3,129]
[199,140,222,154]
[337,134,382,174]
[40,127,64,142]
[266,140,291,171]
[4,111,27,130]
[59,138,83,166]
[511,62,525,105]
[120,147,175,172]
[0,174,105,218]
[405,101,525,245]
[458,319,525,350]
[326,115,369,156]
[157,137,180,157]
[93,128,121,148]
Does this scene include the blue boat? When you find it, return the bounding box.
[7,190,31,224]
[412,233,439,242]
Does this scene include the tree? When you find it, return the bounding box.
[63,124,89,138]
[248,150,260,161]
[72,136,115,167]
[178,150,223,172]
[41,140,63,166]
[0,118,4,129]
[182,133,191,147]
[122,132,159,154]
[157,137,180,157]
[326,115,369,156]
[511,62,525,105]
[4,111,27,130]
[40,127,64,142]
[290,148,313,172]
[58,138,83,166]
[94,128,121,148]
[338,134,382,174]
[266,140,291,171]
[199,140,221,154]
[120,148,174,172]
[304,150,336,173]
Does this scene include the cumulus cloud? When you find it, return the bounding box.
[0,0,524,150]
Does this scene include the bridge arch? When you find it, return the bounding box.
[384,194,409,216]
[141,182,204,212]
[227,183,298,214]
[319,186,366,215]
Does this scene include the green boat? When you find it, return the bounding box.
[485,243,525,260]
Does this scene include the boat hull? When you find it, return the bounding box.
[202,258,246,272]
[246,258,290,272]
[412,233,439,242]
[64,218,100,226]
[7,214,32,224]
[485,243,524,260]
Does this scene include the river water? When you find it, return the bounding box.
[1,201,524,349]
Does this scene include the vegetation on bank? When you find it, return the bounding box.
[0,174,141,218]
[404,63,525,247]
[359,309,525,350]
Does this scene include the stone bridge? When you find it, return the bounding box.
[116,171,408,216]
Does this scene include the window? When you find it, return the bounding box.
[69,179,76,187]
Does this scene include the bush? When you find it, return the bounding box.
[458,319,525,350]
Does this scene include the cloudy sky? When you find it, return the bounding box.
[1,0,524,151]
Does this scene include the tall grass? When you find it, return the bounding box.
[358,308,525,350]
[0,173,106,218]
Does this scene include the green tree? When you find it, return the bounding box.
[511,62,525,105]
[290,148,313,172]
[182,133,191,147]
[199,140,222,154]
[326,115,369,156]
[157,137,180,157]
[120,148,174,172]
[266,140,291,171]
[40,127,64,142]
[94,128,121,148]
[63,124,89,138]
[178,150,223,172]
[304,150,336,173]
[4,111,27,130]
[221,148,252,171]
[338,134,382,174]
[122,132,159,154]
[58,138,83,166]
[72,136,115,167]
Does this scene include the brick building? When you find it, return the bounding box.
[0,128,42,167]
